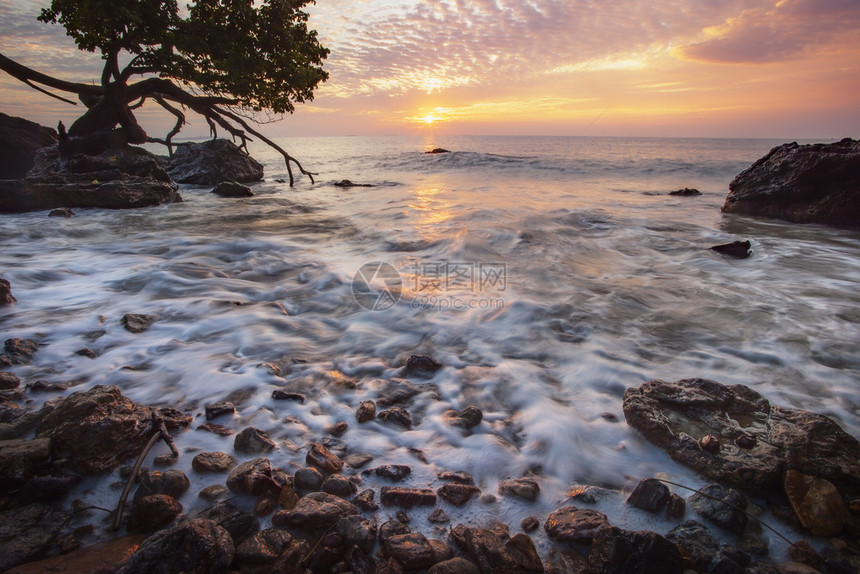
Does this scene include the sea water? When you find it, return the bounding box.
[1,135,858,558]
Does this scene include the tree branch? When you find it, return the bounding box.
[0,52,102,97]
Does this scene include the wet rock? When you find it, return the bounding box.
[344,452,374,469]
[196,500,260,546]
[438,470,475,484]
[377,407,413,429]
[26,379,68,392]
[49,207,74,217]
[586,526,685,574]
[425,148,450,154]
[168,138,264,185]
[784,469,846,536]
[506,532,543,572]
[722,138,860,229]
[192,451,237,473]
[337,514,377,553]
[323,473,358,497]
[353,488,379,511]
[499,477,540,502]
[294,466,324,491]
[128,493,182,532]
[787,539,823,571]
[379,518,412,546]
[272,390,305,402]
[545,548,589,574]
[521,516,540,532]
[4,534,146,574]
[4,338,39,364]
[666,520,751,574]
[334,179,374,187]
[428,507,450,523]
[117,518,234,574]
[690,484,748,534]
[622,378,860,497]
[0,278,15,305]
[235,527,294,569]
[666,493,686,520]
[375,378,432,406]
[437,483,481,506]
[363,464,412,482]
[711,239,752,259]
[626,478,670,513]
[356,400,376,423]
[17,472,80,504]
[306,442,344,474]
[226,457,279,497]
[405,354,443,374]
[464,526,519,573]
[428,557,482,574]
[450,405,483,429]
[545,505,609,543]
[272,491,358,530]
[212,180,253,197]
[566,484,614,503]
[133,468,190,502]
[0,372,20,390]
[0,112,57,179]
[197,422,234,436]
[670,187,702,196]
[0,502,69,571]
[120,313,153,333]
[234,426,277,454]
[199,484,228,501]
[384,532,436,570]
[326,420,349,436]
[381,486,437,508]
[700,434,721,452]
[205,401,235,420]
[279,483,300,510]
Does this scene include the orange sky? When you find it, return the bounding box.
[1,0,859,139]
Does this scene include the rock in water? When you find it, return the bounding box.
[711,240,752,259]
[722,138,860,229]
[0,278,16,305]
[117,518,234,574]
[783,470,847,537]
[689,484,748,534]
[211,181,253,197]
[0,112,57,179]
[585,526,685,574]
[168,139,264,185]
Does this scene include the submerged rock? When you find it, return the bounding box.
[168,139,264,185]
[670,187,702,196]
[3,338,39,364]
[334,179,374,187]
[689,484,748,535]
[211,180,253,197]
[121,313,153,333]
[711,239,752,259]
[723,138,860,229]
[425,148,450,154]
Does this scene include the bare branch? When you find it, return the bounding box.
[153,95,186,154]
[23,79,78,105]
[0,52,102,97]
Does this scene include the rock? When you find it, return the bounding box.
[670,187,702,196]
[438,471,475,484]
[787,539,823,571]
[405,354,443,373]
[235,527,294,568]
[783,469,846,536]
[381,486,437,508]
[451,406,483,429]
[279,483,300,509]
[384,532,436,570]
[192,451,237,473]
[722,138,860,229]
[196,501,259,546]
[585,526,685,574]
[773,562,823,574]
[4,534,146,574]
[0,278,15,305]
[334,179,374,187]
[521,516,540,532]
[375,378,431,406]
[226,457,279,497]
[205,402,235,420]
[234,426,276,454]
[428,557,482,574]
[344,453,374,469]
[121,313,153,333]
[622,378,860,497]
[323,473,358,497]
[711,239,752,259]
[463,526,519,573]
[666,520,751,574]
[16,473,80,505]
[425,148,450,154]
[199,484,228,501]
[326,421,349,436]
[437,483,481,507]
[4,338,39,364]
[544,506,609,543]
[48,207,74,217]
[0,113,57,179]
[294,466,324,491]
[506,533,543,572]
[363,464,412,482]
[689,484,748,534]
[626,478,670,513]
[377,407,413,429]
[356,400,376,423]
[666,493,686,520]
[197,422,234,436]
[0,502,69,571]
[306,442,344,474]
[117,518,234,574]
[133,468,190,502]
[353,488,379,511]
[499,477,540,502]
[168,139,264,185]
[272,491,358,530]
[0,372,20,390]
[700,434,721,452]
[272,390,305,402]
[336,514,377,553]
[128,493,183,531]
[211,180,253,197]
[25,379,68,393]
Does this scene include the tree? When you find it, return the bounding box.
[0,0,329,184]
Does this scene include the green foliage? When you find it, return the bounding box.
[38,0,329,114]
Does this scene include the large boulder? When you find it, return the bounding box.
[623,378,860,497]
[0,113,57,179]
[722,138,860,228]
[168,139,264,185]
[117,518,234,574]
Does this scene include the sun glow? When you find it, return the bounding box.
[422,114,437,124]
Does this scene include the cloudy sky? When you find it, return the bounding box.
[1,0,858,139]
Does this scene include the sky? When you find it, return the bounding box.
[1,0,859,139]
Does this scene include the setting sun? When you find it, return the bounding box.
[422,114,436,124]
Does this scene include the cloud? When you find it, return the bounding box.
[677,0,860,63]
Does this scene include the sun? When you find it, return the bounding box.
[422,114,437,124]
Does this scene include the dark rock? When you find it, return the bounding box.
[384,533,436,570]
[735,433,756,448]
[17,472,80,504]
[196,500,260,546]
[0,437,52,491]
[377,407,413,429]
[128,493,182,531]
[168,139,264,185]
[117,518,234,574]
[226,457,279,497]
[428,557,482,574]
[48,207,74,217]
[0,502,70,571]
[545,548,589,574]
[0,372,20,390]
[622,378,860,497]
[464,526,519,573]
[545,505,609,543]
[306,442,344,474]
[197,422,234,436]
[121,313,153,333]
[521,516,540,532]
[363,464,412,482]
[405,354,443,373]
[0,278,15,305]
[626,478,670,513]
[26,379,68,392]
[205,401,235,420]
[666,520,750,574]
[670,187,702,196]
[75,347,96,358]
[4,338,39,364]
[499,477,540,502]
[787,539,823,570]
[381,486,437,508]
[375,378,432,406]
[428,507,450,523]
[133,468,190,502]
[235,527,294,568]
[211,180,253,197]
[199,485,228,501]
[437,483,481,506]
[356,400,376,423]
[272,491,358,530]
[506,532,543,572]
[326,421,349,436]
[323,473,358,497]
[722,138,860,229]
[234,426,276,454]
[334,179,374,187]
[666,493,686,520]
[336,514,377,553]
[192,451,236,473]
[438,471,475,484]
[689,484,748,534]
[451,406,483,429]
[353,488,379,511]
[0,112,57,179]
[700,434,721,452]
[784,469,846,536]
[379,518,412,546]
[711,239,752,259]
[272,390,305,402]
[344,452,374,469]
[585,526,685,574]
[295,466,325,491]
[425,148,450,154]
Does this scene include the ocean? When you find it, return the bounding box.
[2,135,858,555]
